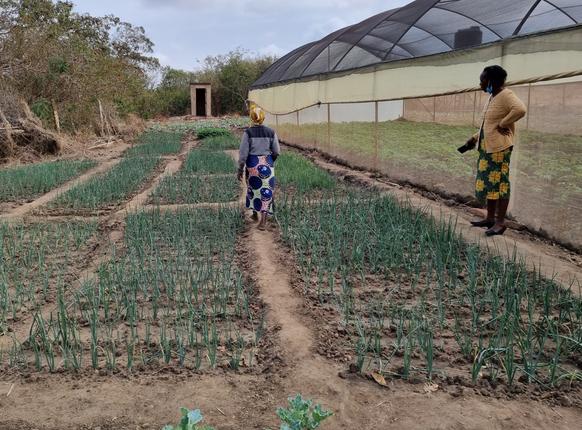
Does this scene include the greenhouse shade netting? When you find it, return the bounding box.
[253,0,582,90]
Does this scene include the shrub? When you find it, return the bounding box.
[196,127,232,140]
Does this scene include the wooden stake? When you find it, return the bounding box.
[374,101,379,171]
[0,106,15,155]
[51,100,61,133]
[98,99,105,136]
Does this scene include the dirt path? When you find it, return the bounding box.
[113,139,196,218]
[243,221,582,430]
[1,189,581,430]
[299,151,581,292]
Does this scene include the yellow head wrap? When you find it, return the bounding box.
[249,103,265,125]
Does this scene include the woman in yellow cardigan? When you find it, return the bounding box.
[461,65,526,236]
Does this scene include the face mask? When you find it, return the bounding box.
[486,82,494,94]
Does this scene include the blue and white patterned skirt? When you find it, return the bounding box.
[245,154,276,215]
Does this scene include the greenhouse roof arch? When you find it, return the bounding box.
[252,0,582,89]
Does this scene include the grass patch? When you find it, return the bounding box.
[278,119,582,199]
[0,159,96,203]
[152,175,239,204]
[51,156,161,210]
[183,150,235,174]
[124,130,183,157]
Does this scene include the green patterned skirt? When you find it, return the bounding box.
[475,144,512,204]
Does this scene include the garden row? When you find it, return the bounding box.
[2,123,580,396]
[0,124,258,372]
[0,117,248,212]
[274,165,582,392]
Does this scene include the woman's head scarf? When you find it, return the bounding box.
[249,103,265,125]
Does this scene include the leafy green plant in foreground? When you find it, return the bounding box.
[277,395,333,430]
[162,408,214,430]
[162,396,332,430]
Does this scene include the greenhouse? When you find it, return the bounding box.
[249,0,582,251]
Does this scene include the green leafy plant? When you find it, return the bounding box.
[276,395,333,430]
[162,408,214,430]
[125,130,184,157]
[277,153,336,193]
[30,98,53,123]
[182,150,235,174]
[196,127,232,140]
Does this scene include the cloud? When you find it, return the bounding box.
[258,43,287,58]
[138,0,389,12]
[73,0,411,70]
[308,16,350,39]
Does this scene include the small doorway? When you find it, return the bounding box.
[196,88,207,117]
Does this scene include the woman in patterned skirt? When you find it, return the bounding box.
[461,65,526,236]
[237,104,280,231]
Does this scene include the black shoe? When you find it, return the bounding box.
[470,219,495,228]
[485,226,507,236]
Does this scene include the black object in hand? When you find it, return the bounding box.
[457,141,476,154]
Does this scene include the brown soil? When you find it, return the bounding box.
[3,216,580,429]
[1,137,582,429]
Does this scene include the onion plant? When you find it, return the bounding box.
[0,159,96,203]
[276,153,582,388]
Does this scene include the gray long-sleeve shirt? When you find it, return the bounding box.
[238,125,280,166]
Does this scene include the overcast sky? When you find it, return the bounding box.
[72,0,410,70]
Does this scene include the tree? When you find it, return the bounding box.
[155,67,193,117]
[193,49,276,115]
[0,0,159,132]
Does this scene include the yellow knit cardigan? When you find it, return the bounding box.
[473,88,527,153]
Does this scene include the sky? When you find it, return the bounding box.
[72,0,410,71]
